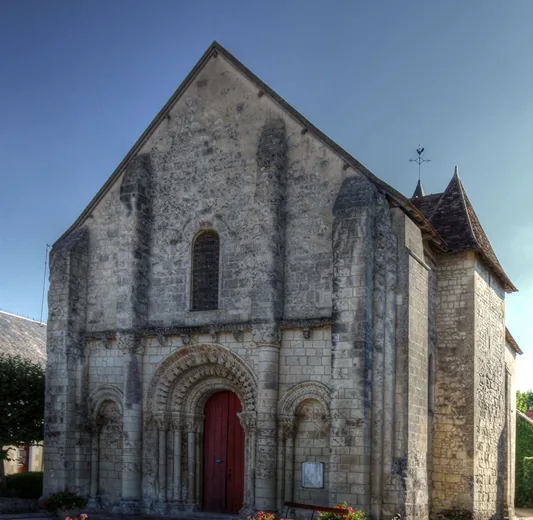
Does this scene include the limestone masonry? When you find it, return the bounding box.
[44,42,521,520]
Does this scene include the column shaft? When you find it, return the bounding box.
[173,430,182,501]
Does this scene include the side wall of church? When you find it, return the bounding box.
[503,343,517,519]
[473,260,506,520]
[432,252,477,512]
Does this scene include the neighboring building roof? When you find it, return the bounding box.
[0,310,47,366]
[52,41,447,253]
[506,328,523,355]
[517,410,533,426]
[411,167,516,293]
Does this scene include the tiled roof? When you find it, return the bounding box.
[411,168,516,293]
[0,310,47,366]
[505,328,523,355]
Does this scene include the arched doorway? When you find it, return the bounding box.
[203,391,245,513]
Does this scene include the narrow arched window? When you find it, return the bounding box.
[191,231,220,311]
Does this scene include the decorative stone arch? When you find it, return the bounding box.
[88,385,124,426]
[144,344,258,513]
[147,343,257,415]
[278,381,331,424]
[276,381,331,510]
[87,385,124,508]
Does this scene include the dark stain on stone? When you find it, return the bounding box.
[196,78,208,88]
[236,102,245,113]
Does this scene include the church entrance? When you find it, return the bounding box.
[202,391,245,514]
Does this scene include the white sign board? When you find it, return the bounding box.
[302,462,324,489]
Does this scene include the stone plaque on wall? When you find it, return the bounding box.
[302,462,324,489]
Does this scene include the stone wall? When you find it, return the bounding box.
[473,260,506,520]
[432,252,477,512]
[504,342,517,518]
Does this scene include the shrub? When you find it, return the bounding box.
[42,490,87,512]
[516,415,533,507]
[317,503,367,520]
[523,457,533,507]
[5,472,43,499]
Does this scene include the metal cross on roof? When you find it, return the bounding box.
[410,145,431,181]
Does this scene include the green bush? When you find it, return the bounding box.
[5,472,43,499]
[42,490,87,512]
[523,457,533,507]
[516,415,533,507]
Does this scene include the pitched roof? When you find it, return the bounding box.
[0,310,47,366]
[412,179,425,198]
[53,41,446,252]
[411,168,516,293]
[506,328,523,355]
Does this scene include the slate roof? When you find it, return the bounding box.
[0,310,47,366]
[411,168,516,293]
[505,328,523,355]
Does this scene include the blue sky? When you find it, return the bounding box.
[1,1,531,389]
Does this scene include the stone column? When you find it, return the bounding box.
[253,328,281,512]
[44,228,89,496]
[88,424,101,508]
[238,411,258,514]
[277,416,295,510]
[156,415,167,511]
[117,333,144,512]
[184,415,201,511]
[330,176,376,508]
[116,154,152,513]
[171,416,183,504]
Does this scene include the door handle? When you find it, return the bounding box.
[216,458,224,463]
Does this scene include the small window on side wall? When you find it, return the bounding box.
[191,231,219,311]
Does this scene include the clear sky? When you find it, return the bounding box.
[1,1,531,389]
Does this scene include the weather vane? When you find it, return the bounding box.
[409,145,431,181]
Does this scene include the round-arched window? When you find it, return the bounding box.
[191,231,219,311]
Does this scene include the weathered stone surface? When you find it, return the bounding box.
[44,43,517,520]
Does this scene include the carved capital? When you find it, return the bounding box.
[279,415,296,440]
[117,333,145,355]
[183,413,203,433]
[170,414,183,432]
[144,413,158,431]
[156,330,167,347]
[252,324,280,346]
[181,334,191,345]
[154,413,168,431]
[237,411,257,433]
[208,326,218,343]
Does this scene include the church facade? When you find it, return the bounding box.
[43,42,520,520]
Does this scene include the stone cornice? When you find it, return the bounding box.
[83,317,332,342]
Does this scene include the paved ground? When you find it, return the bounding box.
[516,508,533,519]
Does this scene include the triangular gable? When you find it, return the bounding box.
[54,41,445,250]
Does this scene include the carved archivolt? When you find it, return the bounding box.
[278,381,331,425]
[147,343,257,415]
[87,385,124,433]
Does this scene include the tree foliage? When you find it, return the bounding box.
[0,354,45,454]
[516,415,533,506]
[517,390,533,413]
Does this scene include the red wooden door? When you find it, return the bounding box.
[203,391,245,514]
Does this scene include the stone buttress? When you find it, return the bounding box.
[44,228,90,496]
[251,118,287,511]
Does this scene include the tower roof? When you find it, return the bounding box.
[412,179,425,198]
[411,167,516,292]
